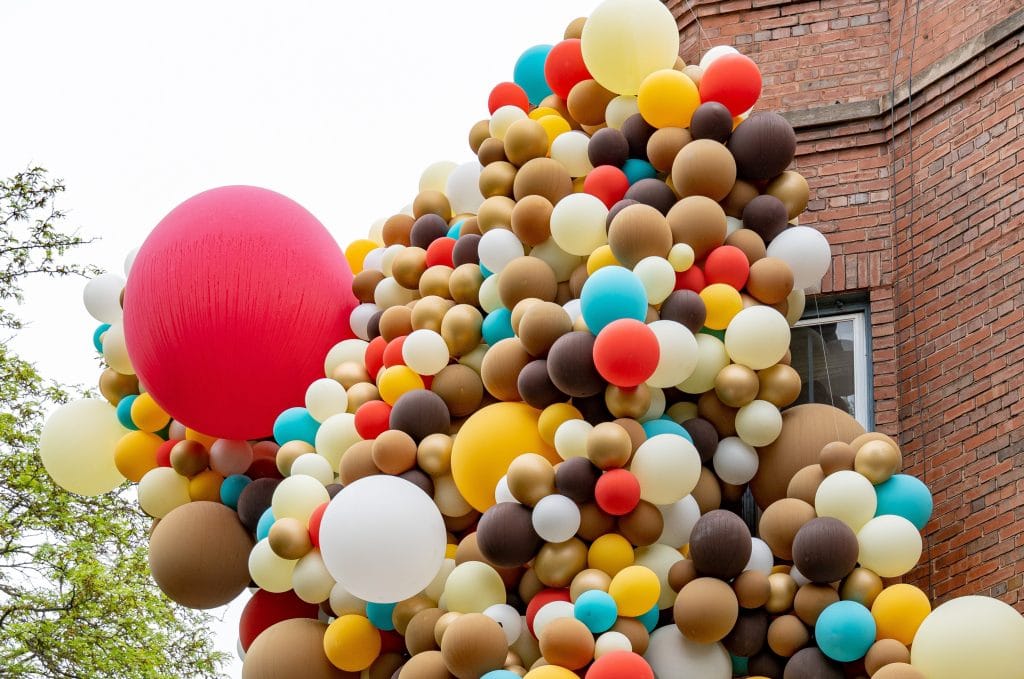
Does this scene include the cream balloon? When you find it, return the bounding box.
[630,434,702,504]
[634,256,676,304]
[658,495,701,548]
[857,515,922,578]
[272,474,330,524]
[489,105,528,140]
[292,549,335,604]
[402,329,451,376]
[444,561,507,613]
[550,131,594,177]
[289,453,334,485]
[550,193,609,256]
[911,596,1024,679]
[646,321,699,389]
[699,45,739,70]
[305,378,348,423]
[555,419,593,460]
[324,339,369,377]
[645,625,731,678]
[724,306,791,370]
[581,0,681,95]
[814,470,877,531]
[137,467,190,518]
[249,538,297,593]
[677,333,729,394]
[531,238,583,283]
[735,399,783,447]
[606,96,640,130]
[102,321,134,375]
[313,412,360,470]
[419,160,458,193]
[39,399,126,496]
[445,162,486,216]
[635,543,685,609]
[712,436,759,485]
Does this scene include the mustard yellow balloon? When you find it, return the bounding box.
[377,365,425,405]
[700,283,744,330]
[451,402,558,512]
[345,239,378,275]
[871,584,931,646]
[114,430,163,482]
[587,245,621,275]
[538,114,571,147]
[608,565,661,617]
[189,469,224,502]
[581,0,681,95]
[529,106,562,121]
[525,666,580,679]
[538,403,584,447]
[638,70,701,129]
[40,398,126,496]
[130,392,170,432]
[588,533,635,576]
[323,614,381,672]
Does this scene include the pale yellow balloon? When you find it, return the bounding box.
[490,105,528,140]
[292,549,335,604]
[911,596,1024,679]
[305,378,349,423]
[137,466,190,518]
[39,398,126,496]
[735,399,783,447]
[677,334,730,394]
[101,321,135,375]
[635,543,685,609]
[324,339,369,377]
[420,160,458,194]
[550,131,594,177]
[725,306,791,370]
[605,95,640,130]
[815,470,877,531]
[314,412,361,470]
[555,419,594,460]
[272,474,330,524]
[444,561,507,613]
[581,0,681,95]
[249,538,298,593]
[857,515,922,578]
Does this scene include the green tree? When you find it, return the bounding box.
[0,168,227,678]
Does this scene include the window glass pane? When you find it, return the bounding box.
[790,319,858,419]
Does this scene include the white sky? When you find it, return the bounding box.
[1,1,598,675]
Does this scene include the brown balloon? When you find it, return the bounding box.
[854,439,902,484]
[576,502,617,542]
[402,650,453,679]
[724,609,768,658]
[666,558,698,594]
[563,16,586,39]
[469,119,491,154]
[546,331,604,398]
[667,195,728,258]
[621,114,656,160]
[618,500,664,547]
[430,365,483,419]
[750,404,864,508]
[570,568,612,600]
[379,305,413,342]
[792,517,859,583]
[605,384,651,420]
[690,102,734,143]
[477,196,516,233]
[733,570,771,609]
[647,127,691,174]
[372,429,418,475]
[518,359,568,410]
[504,118,550,167]
[513,157,573,204]
[480,337,532,402]
[510,194,553,246]
[268,516,313,560]
[411,214,450,249]
[382,213,414,246]
[786,464,825,505]
[556,458,602,506]
[720,179,760,219]
[759,498,816,561]
[689,509,751,580]
[725,228,768,264]
[659,290,707,333]
[767,614,809,657]
[393,595,436,636]
[476,503,543,568]
[479,162,518,199]
[390,390,451,442]
[672,139,737,201]
[242,619,353,679]
[607,203,673,267]
[691,467,723,513]
[766,170,810,220]
[697,390,738,437]
[747,257,794,304]
[715,363,760,407]
[864,639,911,676]
[339,440,380,485]
[352,269,385,303]
[498,256,558,308]
[840,567,884,608]
[782,647,843,679]
[477,136,508,166]
[566,79,616,127]
[819,441,856,476]
[518,301,573,357]
[757,363,802,408]
[170,439,209,477]
[149,501,254,609]
[743,195,790,243]
[793,582,840,627]
[588,127,629,167]
[407,608,446,655]
[538,617,595,670]
[625,178,677,215]
[540,93,580,130]
[674,577,739,643]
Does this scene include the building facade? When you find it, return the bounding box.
[666,0,1024,606]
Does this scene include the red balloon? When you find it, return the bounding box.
[584,166,630,208]
[594,469,641,516]
[425,237,456,269]
[238,589,319,651]
[124,186,356,440]
[382,336,407,368]
[704,245,750,289]
[675,265,706,292]
[308,502,328,549]
[526,588,572,637]
[364,336,387,380]
[592,319,660,388]
[354,400,392,440]
[587,651,654,679]
[544,39,591,100]
[155,439,177,467]
[699,53,763,116]
[489,81,530,114]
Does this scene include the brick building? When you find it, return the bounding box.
[665,0,1024,606]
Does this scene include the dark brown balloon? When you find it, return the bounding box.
[390,390,451,442]
[588,127,629,168]
[513,158,573,205]
[758,498,816,561]
[667,195,728,258]
[611,617,650,655]
[624,178,677,215]
[518,359,568,410]
[724,609,768,657]
[747,256,794,304]
[618,500,664,547]
[510,194,553,246]
[749,651,785,679]
[411,214,449,249]
[728,112,797,181]
[720,179,760,219]
[481,337,532,402]
[498,256,557,308]
[567,79,616,127]
[546,331,603,398]
[149,501,254,609]
[743,195,790,243]
[476,502,543,567]
[783,647,843,679]
[766,171,810,220]
[469,119,491,154]
[607,203,673,267]
[504,118,550,167]
[689,509,751,580]
[237,477,281,533]
[672,139,737,201]
[242,619,352,679]
[647,127,691,174]
[555,457,601,504]
[400,468,435,498]
[674,577,739,643]
[690,102,734,143]
[793,582,839,626]
[452,234,480,267]
[431,364,484,418]
[477,136,508,166]
[383,214,414,246]
[620,114,655,160]
[792,517,859,583]
[659,291,706,334]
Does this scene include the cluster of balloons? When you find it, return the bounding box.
[39,0,1024,678]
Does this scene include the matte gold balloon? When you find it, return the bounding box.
[747,257,794,304]
[383,213,414,246]
[793,582,839,626]
[481,338,531,402]
[510,195,554,246]
[380,305,414,342]
[766,171,810,220]
[267,516,312,560]
[698,391,737,437]
[534,537,588,587]
[417,433,455,477]
[721,179,759,218]
[479,162,518,199]
[431,365,484,419]
[714,364,760,408]
[406,608,445,655]
[564,16,586,39]
[440,304,483,357]
[605,384,651,420]
[758,498,816,561]
[539,617,595,670]
[786,464,825,505]
[607,204,674,268]
[504,118,550,167]
[647,127,692,174]
[566,79,616,127]
[339,440,380,485]
[854,439,902,484]
[506,452,556,507]
[864,638,911,676]
[672,139,737,202]
[767,614,809,657]
[469,119,491,154]
[733,570,771,609]
[412,295,454,333]
[682,64,703,88]
[352,269,385,304]
[666,195,728,259]
[392,247,428,290]
[691,467,722,514]
[478,137,508,166]
[518,302,573,357]
[346,383,380,412]
[819,441,856,476]
[766,572,797,613]
[586,422,633,470]
[414,190,453,221]
[498,256,558,309]
[276,440,315,476]
[419,265,454,300]
[513,158,573,205]
[393,594,436,636]
[372,429,418,475]
[840,567,883,608]
[98,367,138,406]
[570,569,612,601]
[756,363,801,408]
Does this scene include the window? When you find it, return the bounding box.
[791,299,873,430]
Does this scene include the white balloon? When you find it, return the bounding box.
[646,320,698,388]
[562,298,583,323]
[789,565,811,587]
[595,631,632,657]
[478,228,524,274]
[362,247,385,272]
[445,162,486,216]
[123,247,139,276]
[305,378,348,423]
[766,226,832,290]
[532,494,581,543]
[658,495,701,548]
[640,386,667,422]
[712,436,759,485]
[494,475,518,504]
[550,193,609,256]
[319,476,446,603]
[402,329,450,376]
[699,45,739,70]
[83,273,125,324]
[484,603,523,644]
[289,453,334,485]
[101,321,134,375]
[550,131,594,177]
[248,539,296,593]
[745,538,774,575]
[645,625,731,678]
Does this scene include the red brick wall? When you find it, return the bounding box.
[665,0,1024,608]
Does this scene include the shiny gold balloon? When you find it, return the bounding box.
[449,263,483,306]
[170,439,208,477]
[417,433,454,477]
[504,118,550,167]
[714,364,760,408]
[441,304,483,357]
[276,440,314,476]
[379,305,414,342]
[478,137,508,166]
[506,453,555,506]
[414,190,453,221]
[534,537,588,588]
[347,382,381,412]
[854,439,902,484]
[477,197,515,234]
[412,295,454,333]
[392,247,428,290]
[840,567,884,608]
[819,441,857,476]
[786,464,825,505]
[469,119,491,154]
[267,516,313,560]
[766,572,798,613]
[605,384,651,420]
[570,569,612,601]
[756,364,801,408]
[586,422,633,470]
[766,171,810,220]
[479,163,518,199]
[419,266,454,300]
[98,368,138,406]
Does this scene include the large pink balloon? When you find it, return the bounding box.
[124,186,355,440]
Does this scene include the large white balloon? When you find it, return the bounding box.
[766,226,832,290]
[912,596,1024,679]
[645,625,731,678]
[319,475,446,603]
[39,399,125,496]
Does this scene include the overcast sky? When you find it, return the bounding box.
[1,0,604,674]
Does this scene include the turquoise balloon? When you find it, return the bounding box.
[482,307,515,346]
[574,589,618,633]
[480,261,493,278]
[642,418,693,443]
[581,266,647,333]
[482,672,521,679]
[514,44,554,105]
[622,159,657,184]
[731,654,749,675]
[93,323,111,352]
[874,474,932,530]
[220,474,251,509]
[256,507,275,541]
[273,407,319,446]
[447,221,464,239]
[815,600,876,662]
[366,601,396,630]
[116,395,139,431]
[638,604,659,632]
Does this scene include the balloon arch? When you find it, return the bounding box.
[44,1,1023,677]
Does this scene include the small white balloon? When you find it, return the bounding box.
[83,273,125,324]
[712,436,759,485]
[532,494,581,543]
[329,582,367,617]
[402,329,451,376]
[419,160,458,193]
[292,549,335,604]
[305,378,349,423]
[478,228,524,274]
[483,603,523,644]
[494,475,518,504]
[744,538,774,575]
[445,162,486,216]
[123,247,140,276]
[595,631,633,657]
[766,225,832,290]
[550,131,594,177]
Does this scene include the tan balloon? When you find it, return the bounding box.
[276,440,314,477]
[691,467,722,514]
[510,195,553,246]
[758,498,816,561]
[518,301,573,357]
[570,569,612,601]
[566,79,616,126]
[786,464,825,505]
[767,614,809,657]
[379,305,414,342]
[393,594,437,636]
[674,577,739,643]
[747,257,794,304]
[479,162,518,199]
[513,158,573,205]
[725,228,767,264]
[417,433,455,477]
[339,440,380,485]
[498,256,558,309]
[766,171,810,220]
[697,391,737,437]
[666,195,728,259]
[420,265,454,300]
[332,361,371,389]
[346,383,381,412]
[478,137,508,166]
[414,189,453,222]
[819,441,857,476]
[605,384,651,420]
[607,204,673,268]
[714,363,760,408]
[733,570,771,609]
[854,439,902,484]
[720,179,760,218]
[506,453,556,506]
[412,295,454,333]
[864,638,911,676]
[872,663,925,679]
[352,269,385,304]
[241,619,348,679]
[372,429,418,475]
[538,617,595,670]
[431,365,484,419]
[448,264,483,307]
[383,213,414,246]
[793,583,839,626]
[477,196,516,233]
[647,127,692,174]
[671,139,737,201]
[480,338,531,402]
[406,607,445,655]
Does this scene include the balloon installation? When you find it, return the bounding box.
[41,0,1024,677]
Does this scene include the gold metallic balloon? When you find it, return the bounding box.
[170,439,208,477]
[756,364,802,408]
[332,361,370,389]
[276,440,315,476]
[570,569,612,601]
[506,453,555,506]
[346,383,380,412]
[98,368,138,406]
[469,119,491,154]
[504,118,550,167]
[417,433,454,477]
[393,594,437,636]
[854,439,902,484]
[268,516,313,560]
[841,567,884,608]
[586,422,633,470]
[411,295,454,333]
[605,384,651,419]
[534,537,588,588]
[766,572,798,613]
[413,189,453,222]
[479,162,518,199]
[449,263,483,306]
[418,266,454,301]
[478,196,516,233]
[478,136,508,166]
[766,171,810,220]
[440,304,484,357]
[391,246,428,290]
[714,363,760,408]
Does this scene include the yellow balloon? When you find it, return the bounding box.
[537,114,571,147]
[700,283,743,330]
[323,614,381,672]
[189,469,224,502]
[871,584,931,646]
[113,430,163,482]
[581,0,681,95]
[587,244,621,274]
[588,533,635,576]
[911,596,1024,679]
[451,402,558,512]
[40,398,126,496]
[608,565,660,617]
[137,466,190,518]
[637,69,701,128]
[377,365,425,405]
[525,667,580,679]
[529,106,562,121]
[345,238,378,275]
[538,403,583,446]
[130,392,170,432]
[443,561,507,613]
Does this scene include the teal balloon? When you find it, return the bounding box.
[273,407,319,446]
[874,474,932,530]
[622,159,657,184]
[581,266,647,333]
[815,600,876,662]
[731,654,749,675]
[514,44,554,105]
[638,604,660,632]
[642,418,693,443]
[482,307,515,346]
[447,221,464,239]
[366,601,396,630]
[220,474,251,509]
[256,507,275,541]
[699,327,726,341]
[574,589,618,633]
[93,323,111,352]
[480,261,493,278]
[116,395,139,430]
[482,672,521,679]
